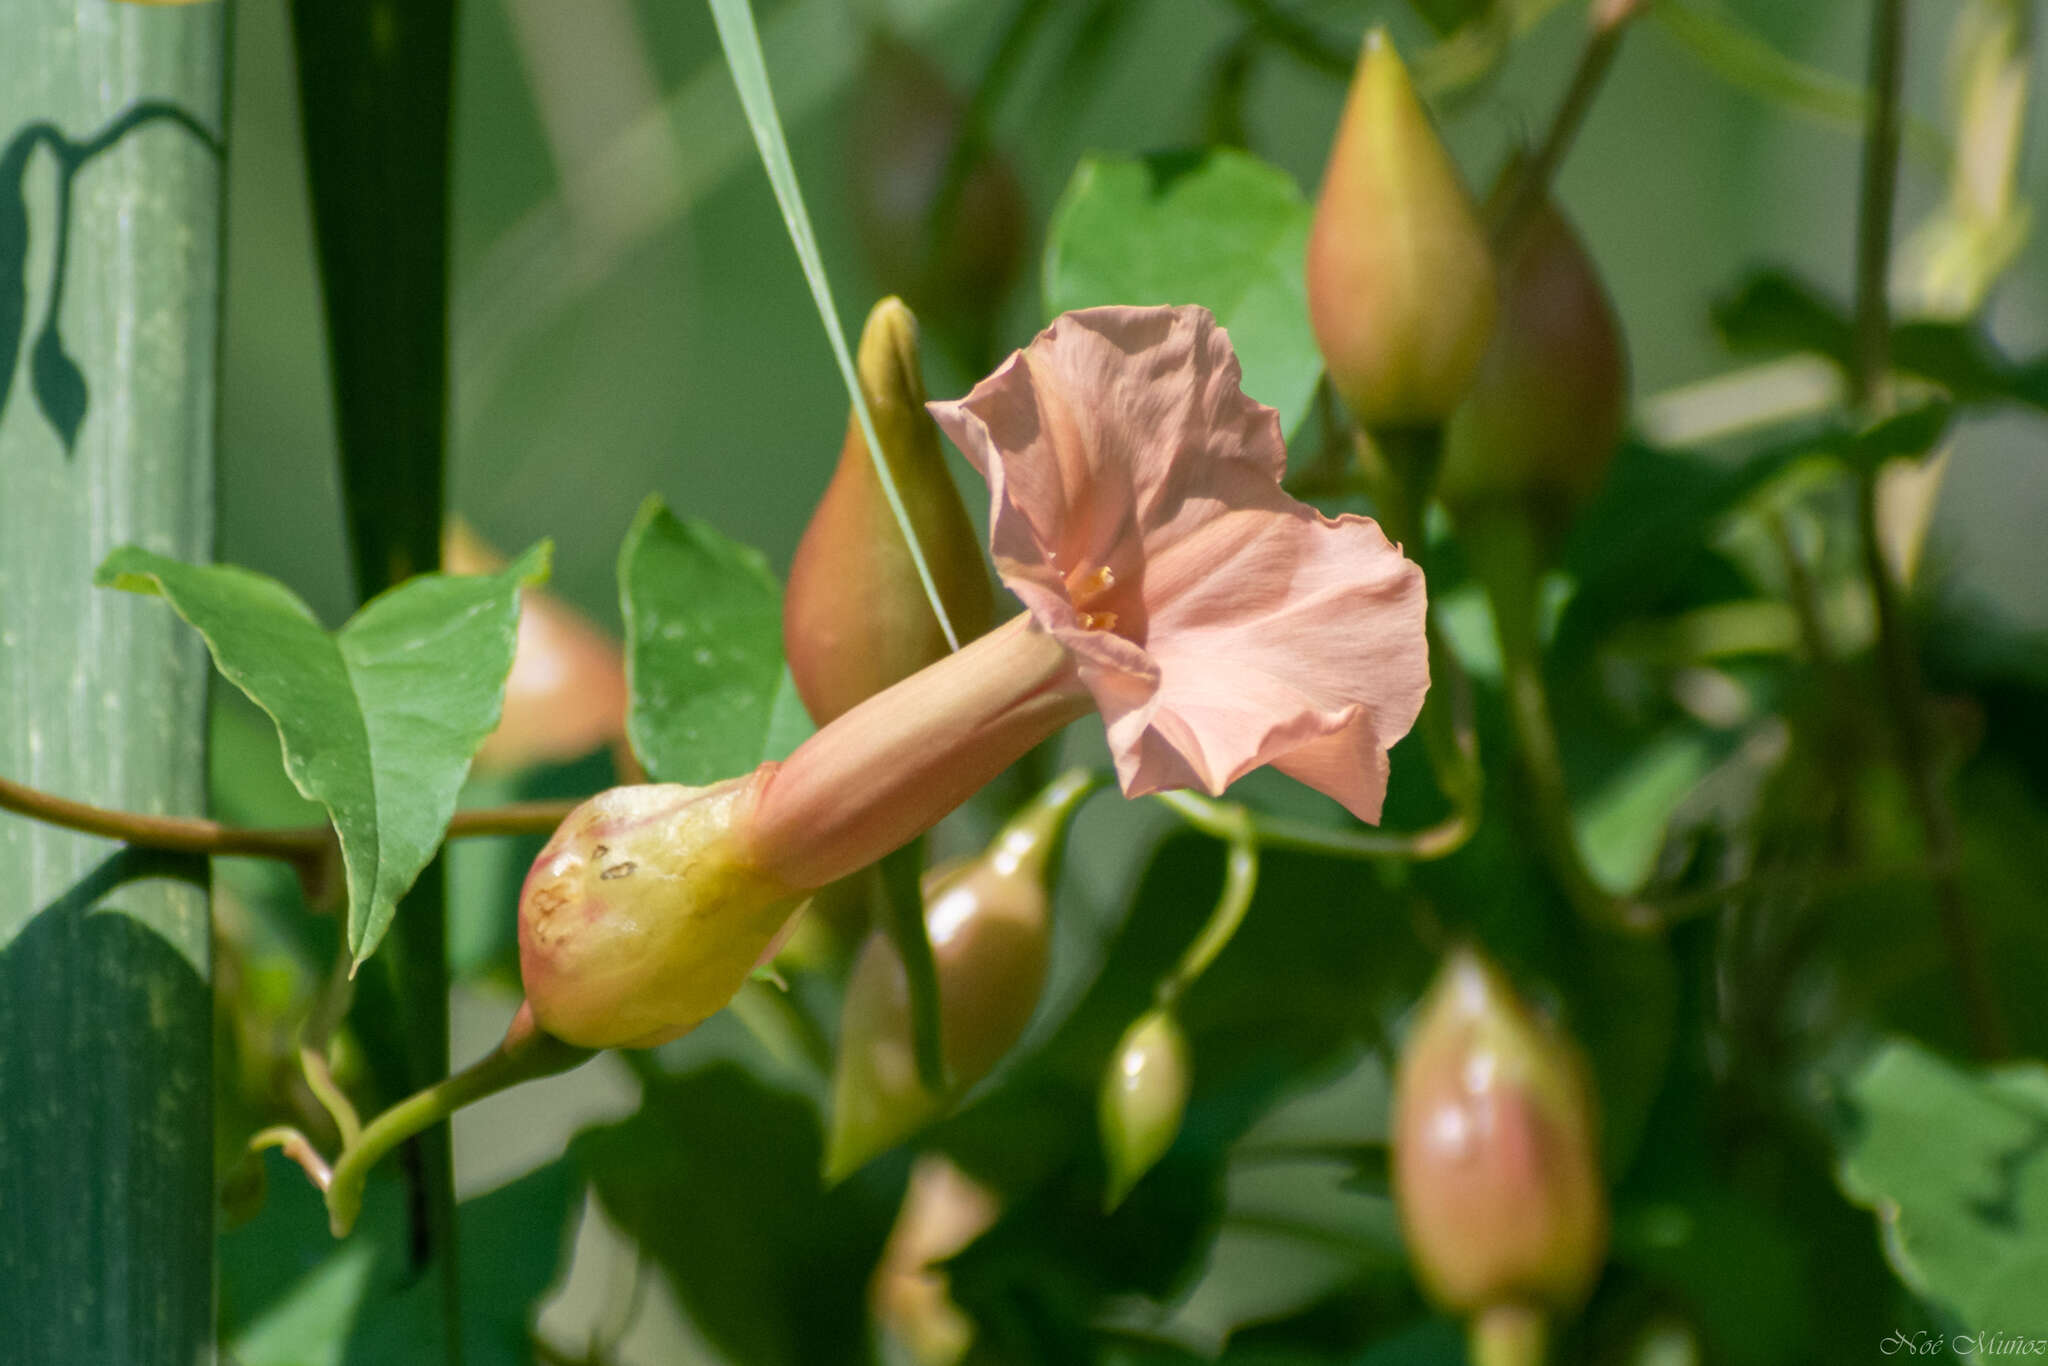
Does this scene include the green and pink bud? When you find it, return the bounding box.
[825,771,1094,1180]
[1306,30,1496,431]
[518,780,806,1049]
[1392,948,1607,1342]
[785,297,994,726]
[1441,177,1628,537]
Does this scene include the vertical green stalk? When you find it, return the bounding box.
[1362,426,1482,827]
[1463,508,1630,932]
[0,4,226,1359]
[1845,0,2004,1057]
[288,0,464,1347]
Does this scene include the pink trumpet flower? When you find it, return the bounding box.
[927,304,1430,823]
[522,305,1429,1048]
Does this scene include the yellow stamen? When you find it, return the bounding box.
[1070,564,1117,606]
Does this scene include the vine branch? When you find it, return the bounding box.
[1845,0,2004,1058]
[0,773,578,875]
[1490,0,1644,247]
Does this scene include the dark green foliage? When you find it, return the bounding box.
[219,1153,578,1365]
[576,1064,907,1366]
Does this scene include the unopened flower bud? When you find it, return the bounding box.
[1441,178,1627,533]
[1306,29,1496,430]
[872,1155,1000,1366]
[518,781,805,1049]
[826,774,1092,1180]
[1099,1007,1191,1208]
[445,519,629,773]
[785,297,994,725]
[1392,947,1607,1318]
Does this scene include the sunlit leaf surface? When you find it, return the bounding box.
[98,542,548,967]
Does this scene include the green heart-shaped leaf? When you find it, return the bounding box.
[618,495,812,785]
[97,541,549,968]
[1044,149,1322,438]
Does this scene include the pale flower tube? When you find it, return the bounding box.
[520,305,1429,1048]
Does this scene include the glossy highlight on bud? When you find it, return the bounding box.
[786,297,994,725]
[1306,29,1496,429]
[1392,947,1607,1317]
[1099,1007,1191,1208]
[1442,178,1628,530]
[825,773,1093,1181]
[518,781,805,1049]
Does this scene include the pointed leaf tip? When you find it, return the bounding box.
[103,548,544,969]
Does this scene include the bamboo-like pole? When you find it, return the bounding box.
[0,3,226,1359]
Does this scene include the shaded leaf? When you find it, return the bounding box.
[1837,1039,2048,1336]
[1044,149,1322,436]
[1575,729,1719,896]
[1556,399,1949,664]
[939,838,1433,1357]
[1612,1191,1820,1366]
[575,1062,902,1366]
[0,134,30,427]
[618,495,790,784]
[221,1154,576,1366]
[1109,1051,1407,1356]
[1711,270,1853,364]
[1713,268,2048,413]
[30,320,86,451]
[97,542,549,967]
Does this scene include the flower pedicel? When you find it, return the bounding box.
[520,305,1430,1048]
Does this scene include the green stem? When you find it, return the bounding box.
[1360,426,1442,557]
[325,1012,592,1237]
[728,978,834,1078]
[1469,1303,1549,1366]
[1158,816,1259,1007]
[0,774,577,865]
[1849,0,1905,413]
[1856,474,2002,1056]
[1463,509,1641,932]
[0,772,327,863]
[1489,0,1642,249]
[1156,789,1471,862]
[1357,425,1485,850]
[1844,0,2004,1058]
[876,837,947,1092]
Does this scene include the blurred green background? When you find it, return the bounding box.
[216,0,2046,652]
[204,1,2047,1360]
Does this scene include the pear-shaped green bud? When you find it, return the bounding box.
[825,774,1093,1181]
[518,780,806,1049]
[785,296,994,726]
[1099,1007,1191,1208]
[1441,175,1628,535]
[1392,947,1607,1319]
[1306,29,1496,430]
